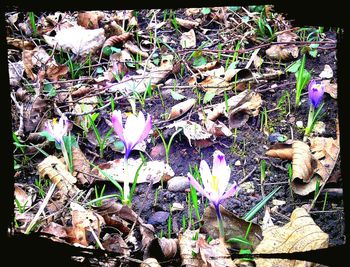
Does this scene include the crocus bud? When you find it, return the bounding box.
[308,80,325,109]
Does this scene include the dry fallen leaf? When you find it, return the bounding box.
[14,184,33,208]
[319,64,333,79]
[91,158,174,184]
[124,40,149,58]
[228,91,262,129]
[167,98,196,120]
[72,146,93,185]
[77,11,104,29]
[7,37,35,50]
[180,29,196,48]
[204,119,232,137]
[102,233,130,255]
[265,143,293,160]
[41,222,68,239]
[43,26,106,56]
[46,63,69,81]
[202,205,262,250]
[266,32,299,61]
[168,120,212,146]
[198,237,236,267]
[144,237,178,260]
[179,229,204,266]
[310,136,340,182]
[140,258,161,267]
[253,207,329,267]
[175,17,200,29]
[323,80,337,99]
[37,155,79,197]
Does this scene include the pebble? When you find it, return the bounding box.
[239,181,255,194]
[268,132,288,143]
[171,202,184,211]
[234,160,241,166]
[147,211,170,226]
[272,199,286,206]
[296,121,303,128]
[167,176,190,192]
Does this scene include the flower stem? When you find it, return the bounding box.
[305,105,315,136]
[215,204,225,239]
[61,141,71,173]
[122,158,131,206]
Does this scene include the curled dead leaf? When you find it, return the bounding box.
[291,141,318,195]
[228,91,262,129]
[103,33,131,48]
[124,40,149,58]
[204,119,232,137]
[14,184,33,208]
[46,63,69,81]
[175,17,200,29]
[167,98,196,120]
[7,37,35,50]
[41,222,68,239]
[37,155,79,197]
[253,207,329,267]
[265,143,293,160]
[323,80,337,99]
[266,32,299,61]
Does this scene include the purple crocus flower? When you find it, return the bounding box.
[111,110,152,159]
[188,150,238,237]
[308,79,325,109]
[45,115,69,144]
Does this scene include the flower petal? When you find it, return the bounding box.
[188,173,211,200]
[111,110,125,141]
[199,160,213,193]
[219,182,239,203]
[137,113,152,144]
[212,150,231,197]
[124,113,143,145]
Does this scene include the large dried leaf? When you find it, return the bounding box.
[310,136,340,182]
[7,37,35,50]
[201,205,262,250]
[37,155,79,197]
[198,237,235,267]
[168,120,212,146]
[91,158,174,184]
[266,32,299,61]
[291,141,318,196]
[253,207,329,267]
[228,91,262,129]
[180,29,196,48]
[179,229,205,266]
[319,64,333,79]
[167,98,196,120]
[43,26,106,56]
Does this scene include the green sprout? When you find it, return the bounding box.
[295,54,311,108]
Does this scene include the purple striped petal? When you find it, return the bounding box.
[219,182,239,203]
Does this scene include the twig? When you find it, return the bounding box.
[238,166,257,185]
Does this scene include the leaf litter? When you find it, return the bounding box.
[7,6,342,266]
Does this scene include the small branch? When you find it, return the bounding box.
[238,166,257,185]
